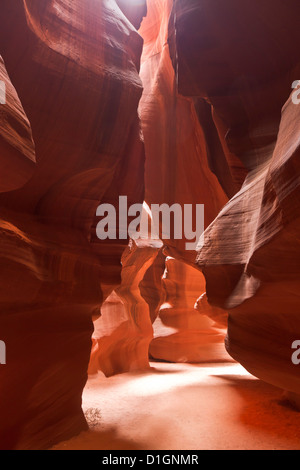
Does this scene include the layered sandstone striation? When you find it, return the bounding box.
[168,0,300,396]
[139,0,228,262]
[197,93,300,395]
[89,238,161,377]
[137,0,229,362]
[0,56,36,192]
[1,0,300,450]
[0,0,146,449]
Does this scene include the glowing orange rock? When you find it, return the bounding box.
[89,239,160,377]
[170,0,300,397]
[150,257,231,363]
[139,0,228,264]
[0,0,145,449]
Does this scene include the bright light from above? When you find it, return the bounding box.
[129,0,144,4]
[119,0,145,5]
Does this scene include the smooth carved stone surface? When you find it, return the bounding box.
[139,0,228,264]
[168,0,300,395]
[89,291,129,376]
[171,0,300,191]
[149,257,231,363]
[0,0,145,449]
[198,95,300,395]
[137,0,230,364]
[89,239,160,377]
[0,56,36,192]
[1,0,300,450]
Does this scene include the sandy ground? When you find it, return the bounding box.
[52,362,300,450]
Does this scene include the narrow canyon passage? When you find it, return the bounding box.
[53,361,300,451]
[0,0,300,451]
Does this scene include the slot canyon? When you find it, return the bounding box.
[0,0,300,451]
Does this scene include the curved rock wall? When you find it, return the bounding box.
[0,0,146,449]
[139,0,228,263]
[0,56,36,192]
[170,0,300,395]
[137,0,230,362]
[1,0,300,450]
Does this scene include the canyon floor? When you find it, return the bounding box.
[52,360,300,450]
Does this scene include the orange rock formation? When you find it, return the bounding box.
[0,0,146,449]
[1,0,300,450]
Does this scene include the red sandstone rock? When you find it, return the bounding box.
[0,56,36,192]
[89,238,161,377]
[1,0,300,450]
[0,0,145,449]
[198,93,300,395]
[139,0,228,263]
[136,0,230,362]
[150,257,231,363]
[171,0,300,192]
[88,0,231,369]
[169,0,300,396]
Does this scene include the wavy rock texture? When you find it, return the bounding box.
[1,0,300,451]
[139,0,228,263]
[198,94,300,395]
[0,0,146,449]
[168,0,300,396]
[0,56,36,192]
[136,0,230,361]
[150,257,231,363]
[89,238,162,377]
